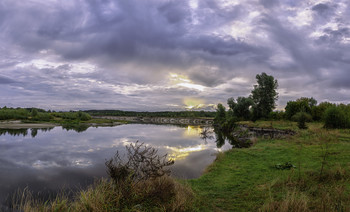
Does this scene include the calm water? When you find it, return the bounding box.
[0,124,231,207]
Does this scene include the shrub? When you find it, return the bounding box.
[105,141,175,183]
[77,111,92,121]
[292,112,312,129]
[324,106,349,129]
[32,112,52,121]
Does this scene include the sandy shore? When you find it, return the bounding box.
[0,121,58,129]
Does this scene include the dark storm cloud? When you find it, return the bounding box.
[0,0,350,110]
[0,76,15,84]
[312,3,331,15]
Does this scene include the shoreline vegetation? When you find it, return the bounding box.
[0,107,127,131]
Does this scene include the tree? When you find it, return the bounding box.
[285,97,317,120]
[233,97,254,120]
[324,106,349,129]
[251,73,278,120]
[31,108,38,117]
[227,97,237,111]
[311,102,334,121]
[214,103,236,132]
[214,103,226,126]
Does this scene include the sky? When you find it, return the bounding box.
[0,0,350,111]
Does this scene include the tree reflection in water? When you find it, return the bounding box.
[0,128,54,138]
[213,127,252,148]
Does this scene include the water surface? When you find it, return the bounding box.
[0,124,231,207]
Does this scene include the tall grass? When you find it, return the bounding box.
[13,176,195,212]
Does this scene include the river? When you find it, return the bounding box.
[0,123,232,209]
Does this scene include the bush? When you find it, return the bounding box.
[324,106,349,129]
[292,112,312,129]
[269,111,285,120]
[77,111,92,121]
[32,112,52,121]
[105,141,174,183]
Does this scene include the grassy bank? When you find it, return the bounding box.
[15,177,195,212]
[190,122,350,211]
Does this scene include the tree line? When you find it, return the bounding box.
[0,107,92,122]
[84,110,216,118]
[214,72,350,129]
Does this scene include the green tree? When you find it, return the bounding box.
[214,103,226,126]
[227,97,237,111]
[285,97,317,120]
[311,101,334,121]
[251,73,278,120]
[78,111,92,121]
[233,97,253,120]
[31,108,38,117]
[324,106,349,129]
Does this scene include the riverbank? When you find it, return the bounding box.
[93,116,214,125]
[189,121,350,211]
[0,118,125,129]
[0,121,58,129]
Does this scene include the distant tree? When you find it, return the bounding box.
[268,110,285,120]
[311,101,334,121]
[251,73,278,120]
[285,97,317,120]
[78,111,92,121]
[31,108,38,117]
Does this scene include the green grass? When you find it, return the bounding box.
[189,121,350,211]
[238,120,324,131]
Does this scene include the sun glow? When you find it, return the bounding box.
[183,98,205,110]
[169,73,206,91]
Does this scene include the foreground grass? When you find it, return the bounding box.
[190,121,350,211]
[15,176,195,212]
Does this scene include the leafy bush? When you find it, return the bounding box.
[268,110,285,120]
[77,111,91,121]
[292,112,312,129]
[32,112,52,121]
[311,102,334,121]
[324,106,349,129]
[0,108,30,120]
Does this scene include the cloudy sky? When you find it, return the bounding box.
[0,0,349,111]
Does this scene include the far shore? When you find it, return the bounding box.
[0,121,58,129]
[0,120,123,129]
